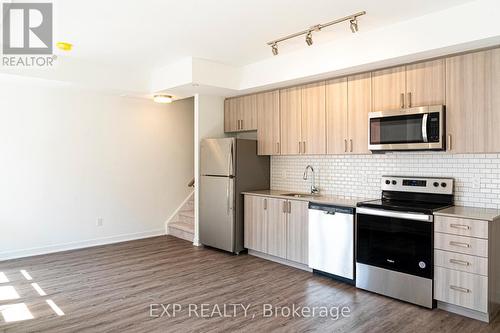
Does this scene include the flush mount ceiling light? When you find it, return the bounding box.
[153,95,173,104]
[267,11,366,56]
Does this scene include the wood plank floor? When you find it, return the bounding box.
[0,236,499,332]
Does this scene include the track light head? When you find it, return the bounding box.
[305,32,313,46]
[350,17,358,33]
[271,43,278,56]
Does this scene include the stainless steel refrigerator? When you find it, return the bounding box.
[200,138,270,254]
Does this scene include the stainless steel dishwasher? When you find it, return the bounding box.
[308,202,355,283]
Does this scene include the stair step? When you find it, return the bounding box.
[178,210,194,218]
[169,221,194,233]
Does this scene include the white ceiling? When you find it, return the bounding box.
[53,0,475,71]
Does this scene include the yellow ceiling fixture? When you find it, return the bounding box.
[153,95,173,104]
[56,42,73,51]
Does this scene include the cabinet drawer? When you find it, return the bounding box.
[434,249,488,276]
[435,216,488,239]
[435,233,488,257]
[434,266,488,313]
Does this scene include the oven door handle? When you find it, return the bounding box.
[422,113,428,143]
[356,207,433,222]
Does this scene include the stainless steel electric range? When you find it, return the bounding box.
[356,176,454,308]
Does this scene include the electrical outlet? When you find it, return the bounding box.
[96,218,103,227]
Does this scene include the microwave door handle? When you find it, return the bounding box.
[422,113,428,143]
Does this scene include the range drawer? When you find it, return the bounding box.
[434,266,488,313]
[435,233,488,257]
[434,249,488,276]
[435,216,488,239]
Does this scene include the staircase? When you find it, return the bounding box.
[167,192,194,242]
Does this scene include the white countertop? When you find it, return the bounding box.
[434,206,500,222]
[242,190,373,208]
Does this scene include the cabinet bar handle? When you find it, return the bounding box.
[450,224,470,230]
[449,241,470,248]
[450,285,471,293]
[303,141,306,154]
[241,119,244,129]
[344,139,347,152]
[350,139,353,152]
[407,92,412,108]
[264,199,267,210]
[282,201,287,213]
[298,142,301,154]
[450,259,471,266]
[448,134,452,151]
[400,93,405,108]
[288,201,291,214]
[276,142,280,154]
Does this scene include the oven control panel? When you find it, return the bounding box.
[381,176,453,195]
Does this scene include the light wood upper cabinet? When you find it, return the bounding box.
[240,94,258,130]
[224,95,257,132]
[301,81,326,155]
[347,73,372,154]
[280,86,302,155]
[266,198,287,259]
[244,195,267,253]
[372,66,406,111]
[326,77,348,154]
[286,200,309,265]
[446,49,500,153]
[406,59,445,107]
[257,91,280,155]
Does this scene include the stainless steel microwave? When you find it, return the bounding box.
[368,105,445,151]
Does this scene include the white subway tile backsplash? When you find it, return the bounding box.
[271,152,500,209]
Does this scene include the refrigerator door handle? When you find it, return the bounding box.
[226,177,230,215]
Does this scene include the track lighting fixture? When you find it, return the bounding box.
[267,11,366,56]
[350,17,358,33]
[305,31,313,46]
[271,43,278,56]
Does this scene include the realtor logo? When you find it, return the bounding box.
[2,3,53,55]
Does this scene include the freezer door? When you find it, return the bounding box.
[199,175,235,252]
[200,138,235,176]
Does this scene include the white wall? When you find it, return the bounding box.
[193,94,226,245]
[0,76,194,260]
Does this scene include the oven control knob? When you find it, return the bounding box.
[385,180,391,185]
[441,182,447,188]
[392,180,397,185]
[433,182,439,187]
[419,261,426,269]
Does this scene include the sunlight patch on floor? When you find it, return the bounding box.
[0,286,20,301]
[46,299,65,316]
[0,303,34,322]
[20,270,33,281]
[0,272,9,283]
[31,283,47,296]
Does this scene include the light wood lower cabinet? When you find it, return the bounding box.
[286,200,309,264]
[244,195,309,265]
[434,215,500,322]
[244,195,267,253]
[266,198,287,259]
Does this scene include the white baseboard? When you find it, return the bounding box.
[165,190,194,234]
[0,228,165,262]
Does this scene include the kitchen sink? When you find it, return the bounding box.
[281,193,319,198]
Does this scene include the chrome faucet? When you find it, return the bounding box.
[303,165,319,195]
